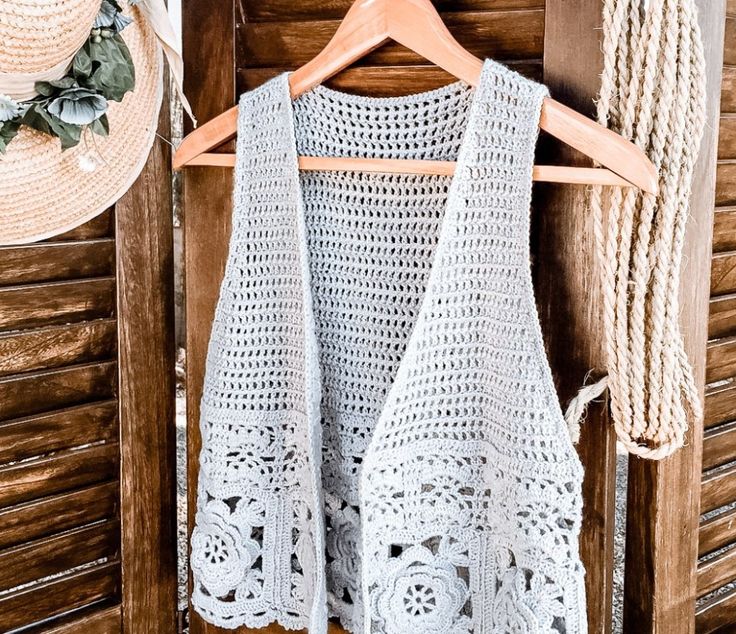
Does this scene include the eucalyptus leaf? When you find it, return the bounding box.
[0,120,21,153]
[89,113,110,137]
[73,46,93,81]
[86,35,135,101]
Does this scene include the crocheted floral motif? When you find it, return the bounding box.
[491,561,566,633]
[190,499,264,600]
[370,542,471,634]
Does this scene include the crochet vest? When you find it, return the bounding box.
[191,60,587,634]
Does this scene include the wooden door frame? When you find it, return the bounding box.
[116,79,179,632]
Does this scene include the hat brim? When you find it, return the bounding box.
[0,5,164,245]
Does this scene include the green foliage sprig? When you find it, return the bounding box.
[0,0,137,153]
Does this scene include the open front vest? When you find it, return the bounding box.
[191,60,587,634]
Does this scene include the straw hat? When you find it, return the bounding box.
[0,0,163,245]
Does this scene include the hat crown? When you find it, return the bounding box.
[0,0,100,75]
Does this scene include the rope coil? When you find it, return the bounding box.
[566,0,707,459]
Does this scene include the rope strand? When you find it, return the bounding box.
[565,0,706,459]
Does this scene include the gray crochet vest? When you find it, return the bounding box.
[191,59,587,634]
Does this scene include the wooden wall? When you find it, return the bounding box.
[0,212,123,632]
[0,90,177,632]
[695,3,736,631]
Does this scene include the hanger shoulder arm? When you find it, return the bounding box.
[173,105,239,170]
[540,97,658,194]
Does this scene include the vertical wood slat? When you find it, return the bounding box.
[182,0,237,633]
[623,2,726,632]
[539,4,617,633]
[115,80,177,632]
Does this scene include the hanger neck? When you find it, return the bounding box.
[289,0,483,99]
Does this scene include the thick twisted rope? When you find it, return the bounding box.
[565,0,706,459]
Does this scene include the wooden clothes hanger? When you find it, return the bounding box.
[173,0,658,194]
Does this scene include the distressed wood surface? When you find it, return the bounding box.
[702,419,736,470]
[697,546,736,597]
[0,319,117,377]
[239,0,545,21]
[713,207,736,252]
[0,361,117,421]
[623,3,725,631]
[238,10,544,68]
[0,400,117,464]
[36,604,123,634]
[711,252,736,295]
[0,520,120,593]
[697,586,736,633]
[538,3,617,632]
[704,382,736,429]
[0,239,115,286]
[115,77,177,634]
[0,480,118,550]
[47,209,114,242]
[0,561,120,632]
[707,337,736,382]
[0,443,119,509]
[0,277,116,330]
[709,294,736,338]
[720,115,736,159]
[183,0,237,632]
[699,506,736,556]
[716,160,736,206]
[701,464,736,515]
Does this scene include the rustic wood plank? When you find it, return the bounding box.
[700,506,736,557]
[238,10,544,68]
[701,463,736,515]
[239,0,546,21]
[703,420,736,471]
[711,252,736,296]
[238,61,543,95]
[0,480,118,550]
[0,361,117,422]
[707,336,736,383]
[704,381,736,429]
[0,520,120,593]
[709,293,736,340]
[0,443,119,509]
[183,0,238,631]
[0,319,117,378]
[697,545,736,597]
[115,74,177,634]
[719,115,736,160]
[729,0,736,14]
[33,603,122,634]
[696,585,736,634]
[716,160,736,207]
[540,3,617,633]
[622,2,724,631]
[713,207,736,253]
[0,239,115,287]
[723,67,736,114]
[725,16,735,67]
[0,277,116,331]
[47,210,115,242]
[0,561,120,633]
[0,400,118,464]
